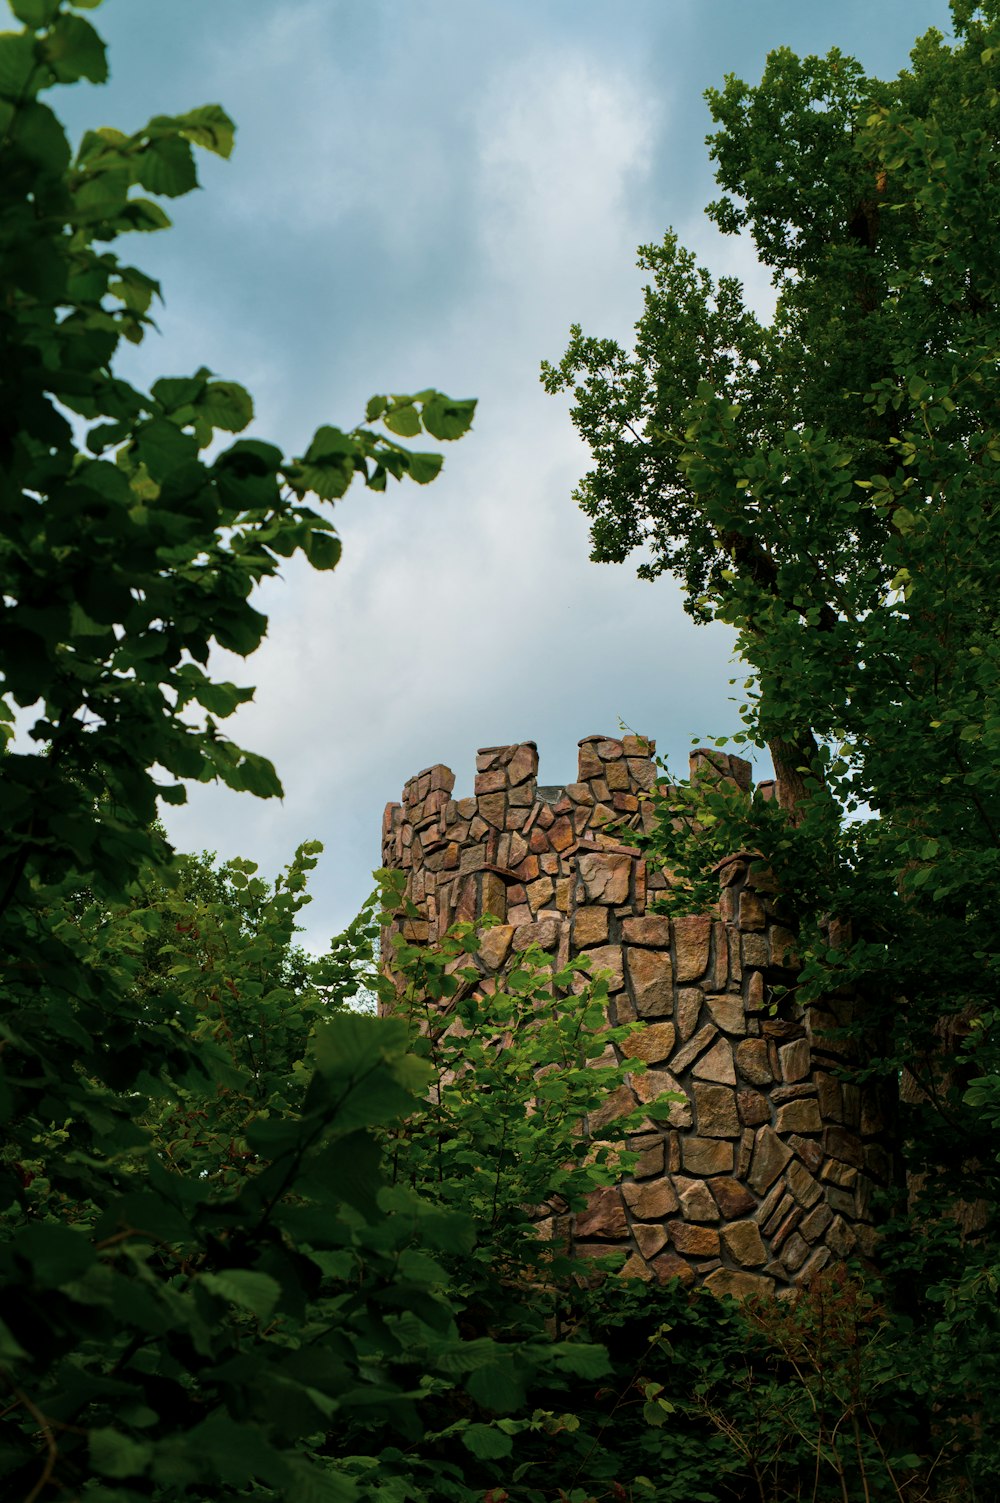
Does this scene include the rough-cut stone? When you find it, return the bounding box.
[673,915,712,982]
[706,995,747,1035]
[748,1126,794,1194]
[799,1202,834,1242]
[478,924,514,970]
[621,914,672,947]
[738,889,767,930]
[576,945,622,994]
[774,1098,823,1135]
[632,1224,668,1258]
[621,1021,676,1063]
[631,1136,666,1178]
[704,1267,774,1300]
[680,1137,734,1176]
[624,945,674,1018]
[676,989,702,1042]
[620,1252,654,1281]
[786,1159,823,1208]
[632,1069,690,1127]
[736,1038,773,1086]
[826,1216,856,1258]
[573,906,609,947]
[780,1232,810,1272]
[778,1040,810,1085]
[824,1126,865,1168]
[623,1178,679,1218]
[575,1186,628,1239]
[668,1221,720,1257]
[790,1134,824,1173]
[651,1251,696,1286]
[711,1177,757,1218]
[741,933,770,968]
[694,1083,740,1138]
[525,876,554,911]
[737,1088,771,1127]
[722,1220,767,1267]
[675,1177,721,1222]
[671,1022,718,1075]
[692,1037,737,1085]
[512,917,560,953]
[578,851,631,905]
[588,1085,637,1133]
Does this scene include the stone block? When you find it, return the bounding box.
[589,1084,638,1133]
[737,1089,771,1127]
[623,1178,679,1218]
[633,1224,668,1258]
[704,1267,774,1300]
[573,905,609,947]
[478,924,513,970]
[671,1022,718,1074]
[550,815,574,851]
[676,989,702,1042]
[774,1099,823,1135]
[512,917,559,953]
[795,1246,832,1283]
[748,1126,793,1194]
[692,1038,736,1085]
[815,1072,844,1123]
[506,743,537,786]
[673,915,712,982]
[620,1021,676,1064]
[578,851,632,905]
[823,1126,865,1168]
[651,1251,696,1286]
[799,1203,833,1243]
[621,914,672,947]
[632,1069,690,1127]
[668,1221,720,1257]
[478,792,506,828]
[627,756,656,790]
[825,1216,857,1258]
[694,1083,740,1138]
[625,945,673,1018]
[741,933,770,968]
[631,1136,666,1179]
[481,871,507,921]
[745,969,765,1011]
[575,1186,628,1240]
[680,1136,734,1176]
[578,944,624,992]
[620,1252,654,1281]
[779,1037,811,1083]
[706,995,747,1035]
[525,876,554,912]
[475,769,506,794]
[786,1159,823,1208]
[780,1232,810,1272]
[770,1206,804,1254]
[736,1038,773,1086]
[605,759,630,791]
[738,889,767,930]
[722,1220,767,1267]
[675,1177,721,1222]
[711,1177,757,1219]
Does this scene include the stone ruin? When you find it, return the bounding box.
[380,733,893,1297]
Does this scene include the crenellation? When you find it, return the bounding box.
[380,733,892,1296]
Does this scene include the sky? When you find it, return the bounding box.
[54,0,951,949]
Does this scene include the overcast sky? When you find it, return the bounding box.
[57,0,950,948]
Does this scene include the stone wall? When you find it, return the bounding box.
[380,734,892,1297]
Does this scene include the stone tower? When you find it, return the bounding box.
[381,734,891,1296]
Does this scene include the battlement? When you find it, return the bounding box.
[381,735,891,1297]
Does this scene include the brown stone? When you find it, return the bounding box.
[692,1037,737,1085]
[573,905,609,947]
[741,933,769,968]
[770,1205,804,1253]
[680,1136,734,1176]
[550,816,574,852]
[704,1267,774,1300]
[632,1069,691,1127]
[578,851,631,905]
[738,889,767,930]
[799,1202,833,1243]
[513,854,540,882]
[779,1038,811,1083]
[671,1022,718,1074]
[675,1177,720,1222]
[620,1252,654,1281]
[722,1220,767,1267]
[631,1136,666,1178]
[620,1022,676,1064]
[554,877,572,911]
[705,995,746,1035]
[676,989,702,1042]
[512,917,559,952]
[625,945,673,1018]
[795,1246,832,1283]
[824,1126,865,1168]
[478,924,513,970]
[694,1083,740,1138]
[525,876,554,911]
[622,1178,679,1218]
[736,1038,773,1086]
[668,1221,720,1257]
[780,1232,810,1272]
[529,827,550,854]
[825,1216,856,1258]
[651,1251,695,1286]
[478,792,506,828]
[621,915,671,947]
[815,1072,844,1123]
[790,1135,824,1173]
[775,1099,823,1135]
[711,1177,757,1219]
[745,969,765,1011]
[748,1126,793,1194]
[578,944,624,992]
[771,926,800,967]
[475,768,506,794]
[737,1089,771,1127]
[481,871,507,921]
[506,743,537,786]
[605,759,630,791]
[786,1159,823,1208]
[589,1085,637,1133]
[673,915,712,982]
[565,781,594,806]
[632,1224,668,1259]
[575,1186,628,1239]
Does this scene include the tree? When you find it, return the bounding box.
[544,3,1000,1246]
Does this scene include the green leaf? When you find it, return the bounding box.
[10,0,60,26]
[14,1222,96,1288]
[461,1423,513,1460]
[136,134,198,197]
[421,394,477,440]
[201,380,253,432]
[174,103,235,159]
[406,451,443,484]
[42,14,108,83]
[200,1269,282,1321]
[90,1428,153,1480]
[383,401,422,438]
[0,32,38,99]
